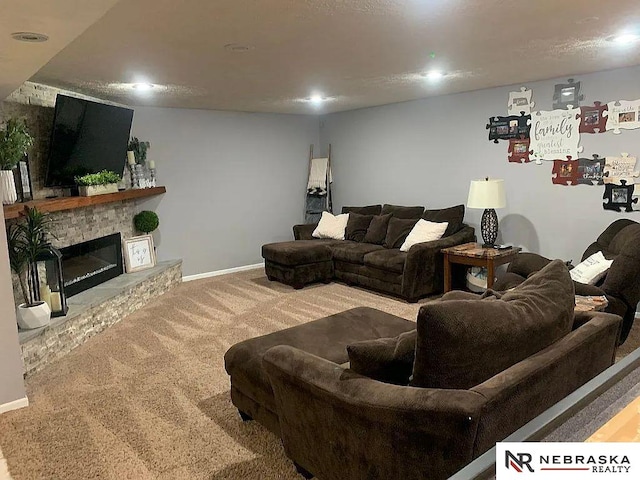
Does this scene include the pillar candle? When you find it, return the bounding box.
[127,151,136,165]
[148,160,155,169]
[39,285,51,309]
[50,292,62,312]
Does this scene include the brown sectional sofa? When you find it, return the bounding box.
[262,204,475,302]
[225,260,622,480]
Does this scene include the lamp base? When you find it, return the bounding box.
[480,208,499,247]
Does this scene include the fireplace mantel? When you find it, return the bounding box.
[3,186,166,220]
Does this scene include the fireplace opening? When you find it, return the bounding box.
[61,233,123,297]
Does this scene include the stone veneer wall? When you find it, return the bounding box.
[21,261,182,376]
[2,82,142,306]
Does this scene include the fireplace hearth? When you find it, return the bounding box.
[61,233,124,297]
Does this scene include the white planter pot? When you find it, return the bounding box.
[17,301,51,330]
[1,170,17,205]
[78,183,119,197]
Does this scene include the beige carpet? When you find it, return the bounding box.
[0,270,423,480]
[1,271,639,479]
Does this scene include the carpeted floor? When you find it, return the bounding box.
[0,270,638,479]
[0,270,424,480]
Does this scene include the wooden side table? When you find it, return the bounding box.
[441,242,521,292]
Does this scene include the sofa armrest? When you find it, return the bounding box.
[470,311,621,456]
[401,225,476,300]
[263,345,484,480]
[506,252,552,278]
[293,223,317,240]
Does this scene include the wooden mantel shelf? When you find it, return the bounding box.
[3,186,166,220]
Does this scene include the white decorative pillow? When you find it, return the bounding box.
[399,219,448,252]
[312,212,349,240]
[570,251,613,285]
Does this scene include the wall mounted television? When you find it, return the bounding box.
[45,94,134,189]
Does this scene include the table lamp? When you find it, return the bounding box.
[467,177,506,247]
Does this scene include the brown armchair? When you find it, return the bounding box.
[493,219,640,343]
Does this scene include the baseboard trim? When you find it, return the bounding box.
[0,396,29,415]
[182,262,264,282]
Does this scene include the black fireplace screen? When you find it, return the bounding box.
[61,233,123,297]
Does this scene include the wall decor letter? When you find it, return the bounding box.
[507,87,535,115]
[486,113,531,143]
[579,102,608,134]
[529,107,583,164]
[604,100,640,134]
[552,78,584,110]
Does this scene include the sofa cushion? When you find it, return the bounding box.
[381,204,425,219]
[411,259,575,390]
[383,217,418,249]
[345,213,375,242]
[363,214,393,245]
[262,240,334,266]
[399,219,448,252]
[422,204,465,237]
[363,249,406,274]
[312,211,349,240]
[341,204,382,215]
[331,242,384,264]
[347,330,417,385]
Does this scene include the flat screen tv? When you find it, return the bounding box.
[45,94,134,188]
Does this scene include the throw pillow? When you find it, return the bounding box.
[410,259,575,390]
[383,218,419,249]
[312,211,349,240]
[347,330,417,385]
[363,214,393,245]
[399,219,448,252]
[422,205,465,237]
[341,205,382,215]
[570,251,613,285]
[380,204,425,219]
[345,213,375,242]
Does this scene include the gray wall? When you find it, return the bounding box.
[132,107,319,276]
[320,65,640,263]
[0,206,27,407]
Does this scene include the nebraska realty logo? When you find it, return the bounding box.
[497,443,639,479]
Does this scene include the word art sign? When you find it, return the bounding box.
[529,108,582,164]
[603,153,639,185]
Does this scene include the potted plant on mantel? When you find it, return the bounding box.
[7,207,54,330]
[127,137,151,164]
[75,170,121,196]
[0,118,33,205]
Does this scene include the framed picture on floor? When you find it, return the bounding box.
[123,234,156,273]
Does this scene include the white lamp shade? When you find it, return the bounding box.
[467,178,506,209]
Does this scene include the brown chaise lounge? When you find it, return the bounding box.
[257,260,621,479]
[262,204,475,302]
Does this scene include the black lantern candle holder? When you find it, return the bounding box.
[32,245,68,318]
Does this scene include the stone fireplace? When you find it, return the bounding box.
[61,233,124,297]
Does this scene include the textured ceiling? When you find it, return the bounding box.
[0,0,120,101]
[24,0,640,114]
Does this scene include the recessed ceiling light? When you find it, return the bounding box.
[11,32,49,43]
[424,70,444,81]
[132,83,154,91]
[309,94,325,105]
[224,43,254,52]
[607,33,640,45]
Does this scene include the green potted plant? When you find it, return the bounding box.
[127,137,151,164]
[75,170,121,196]
[7,207,54,329]
[134,210,159,234]
[0,118,33,205]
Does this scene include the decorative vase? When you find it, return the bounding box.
[78,183,119,197]
[1,169,18,205]
[17,301,51,330]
